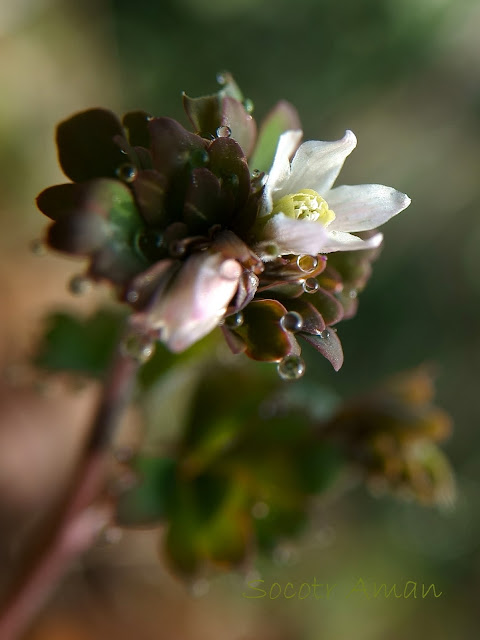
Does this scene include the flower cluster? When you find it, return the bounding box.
[37,73,410,375]
[323,368,455,506]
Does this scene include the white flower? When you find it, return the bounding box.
[143,252,242,352]
[255,129,411,258]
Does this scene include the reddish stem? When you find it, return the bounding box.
[0,344,139,639]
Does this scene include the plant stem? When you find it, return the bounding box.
[0,338,139,640]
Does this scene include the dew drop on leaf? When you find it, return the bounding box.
[116,163,138,183]
[303,277,319,294]
[280,311,303,333]
[225,311,244,328]
[277,355,306,380]
[297,254,319,273]
[216,125,232,138]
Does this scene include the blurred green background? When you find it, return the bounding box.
[1,0,480,638]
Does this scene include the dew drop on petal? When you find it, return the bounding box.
[280,311,303,333]
[120,332,155,364]
[277,355,306,380]
[30,239,46,256]
[297,254,319,273]
[303,277,319,294]
[116,163,138,183]
[349,289,358,299]
[68,274,92,295]
[216,125,231,138]
[225,311,244,328]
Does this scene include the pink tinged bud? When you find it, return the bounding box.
[148,252,242,352]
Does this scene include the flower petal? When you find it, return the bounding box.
[147,252,242,352]
[257,212,328,258]
[327,184,411,232]
[320,230,384,253]
[261,129,302,215]
[276,130,357,198]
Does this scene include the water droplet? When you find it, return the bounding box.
[277,355,305,380]
[243,98,254,114]
[68,274,92,295]
[190,148,209,167]
[216,125,231,138]
[280,311,303,333]
[190,578,210,598]
[116,163,138,183]
[225,312,243,328]
[252,501,270,519]
[319,329,330,339]
[216,71,227,85]
[349,289,358,299]
[30,239,46,256]
[251,169,261,178]
[126,290,139,304]
[224,173,239,187]
[303,277,319,294]
[120,332,155,364]
[297,255,319,273]
[169,240,186,257]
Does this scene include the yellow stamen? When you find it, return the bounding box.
[273,189,335,227]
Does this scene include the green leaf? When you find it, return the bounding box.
[249,100,301,174]
[165,473,250,575]
[116,456,177,526]
[45,179,149,284]
[34,308,126,378]
[297,443,344,494]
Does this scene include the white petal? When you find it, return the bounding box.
[275,130,357,199]
[327,184,411,232]
[148,252,242,352]
[261,129,303,215]
[257,212,328,257]
[320,230,384,253]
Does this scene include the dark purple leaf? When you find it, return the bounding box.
[56,108,126,182]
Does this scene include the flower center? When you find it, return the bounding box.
[272,189,335,226]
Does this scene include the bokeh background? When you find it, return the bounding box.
[1,0,480,638]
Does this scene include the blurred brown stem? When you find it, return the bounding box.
[0,337,139,640]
